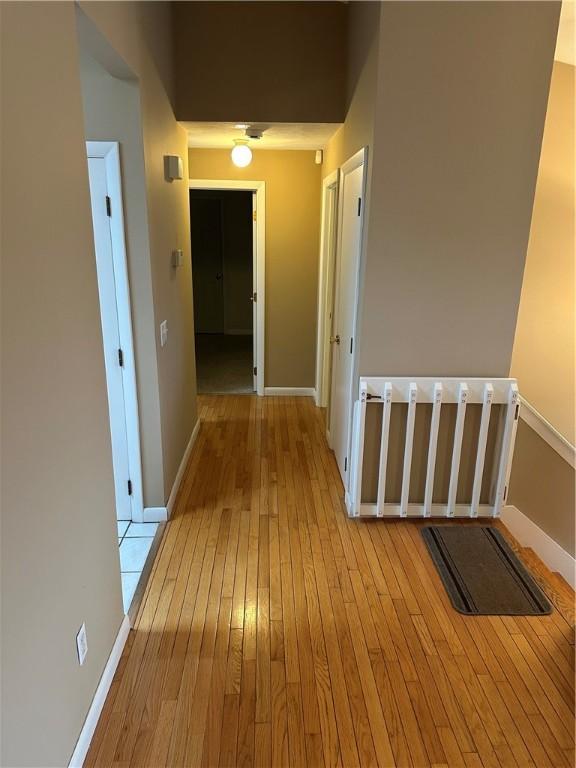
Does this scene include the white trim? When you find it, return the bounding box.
[142,506,167,523]
[86,141,144,523]
[340,147,367,177]
[166,418,201,518]
[519,397,575,469]
[264,387,316,397]
[345,490,353,514]
[142,419,201,523]
[69,615,130,768]
[502,504,576,589]
[357,502,496,518]
[315,169,340,408]
[349,377,519,519]
[189,179,265,396]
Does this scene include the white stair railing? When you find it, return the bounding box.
[348,377,519,518]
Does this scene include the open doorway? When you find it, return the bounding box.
[189,179,266,395]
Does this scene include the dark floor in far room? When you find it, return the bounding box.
[195,333,254,394]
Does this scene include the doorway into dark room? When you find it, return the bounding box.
[190,189,254,393]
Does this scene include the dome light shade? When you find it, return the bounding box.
[231,142,252,168]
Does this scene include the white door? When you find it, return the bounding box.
[329,151,366,487]
[87,154,135,521]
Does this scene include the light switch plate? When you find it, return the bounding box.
[160,320,168,347]
[76,623,88,666]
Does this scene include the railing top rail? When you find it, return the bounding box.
[359,377,517,405]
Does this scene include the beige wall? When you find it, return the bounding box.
[81,1,197,502]
[359,1,560,378]
[508,61,575,556]
[511,62,575,444]
[324,2,560,517]
[323,2,380,178]
[509,421,575,557]
[174,2,346,123]
[78,40,165,507]
[189,149,322,387]
[1,4,124,765]
[1,2,196,764]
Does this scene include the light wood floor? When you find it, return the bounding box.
[86,395,575,768]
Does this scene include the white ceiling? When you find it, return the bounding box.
[556,1,575,65]
[183,122,342,151]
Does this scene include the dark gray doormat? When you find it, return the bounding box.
[422,526,552,615]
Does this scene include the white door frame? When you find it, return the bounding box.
[189,179,266,396]
[329,147,368,492]
[315,169,340,409]
[86,141,144,523]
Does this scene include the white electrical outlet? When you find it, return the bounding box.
[160,320,168,347]
[76,623,88,666]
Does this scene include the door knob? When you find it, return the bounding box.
[330,334,341,345]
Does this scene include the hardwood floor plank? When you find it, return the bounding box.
[343,601,396,767]
[255,587,271,723]
[86,394,574,768]
[271,660,289,768]
[286,682,308,768]
[219,694,239,768]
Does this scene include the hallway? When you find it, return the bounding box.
[86,395,575,768]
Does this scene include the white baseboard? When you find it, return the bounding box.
[69,614,130,767]
[264,387,316,397]
[345,490,354,516]
[166,418,201,518]
[142,506,167,523]
[502,504,576,589]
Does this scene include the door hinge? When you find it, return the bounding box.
[253,366,257,376]
[350,337,353,354]
[118,348,124,367]
[252,291,257,302]
[106,195,112,217]
[357,197,362,216]
[127,479,133,496]
[344,457,347,472]
[253,210,257,222]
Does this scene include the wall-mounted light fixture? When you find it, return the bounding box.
[231,139,252,168]
[315,150,323,165]
[164,155,183,181]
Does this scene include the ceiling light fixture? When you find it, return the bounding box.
[231,139,252,168]
[245,127,263,140]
